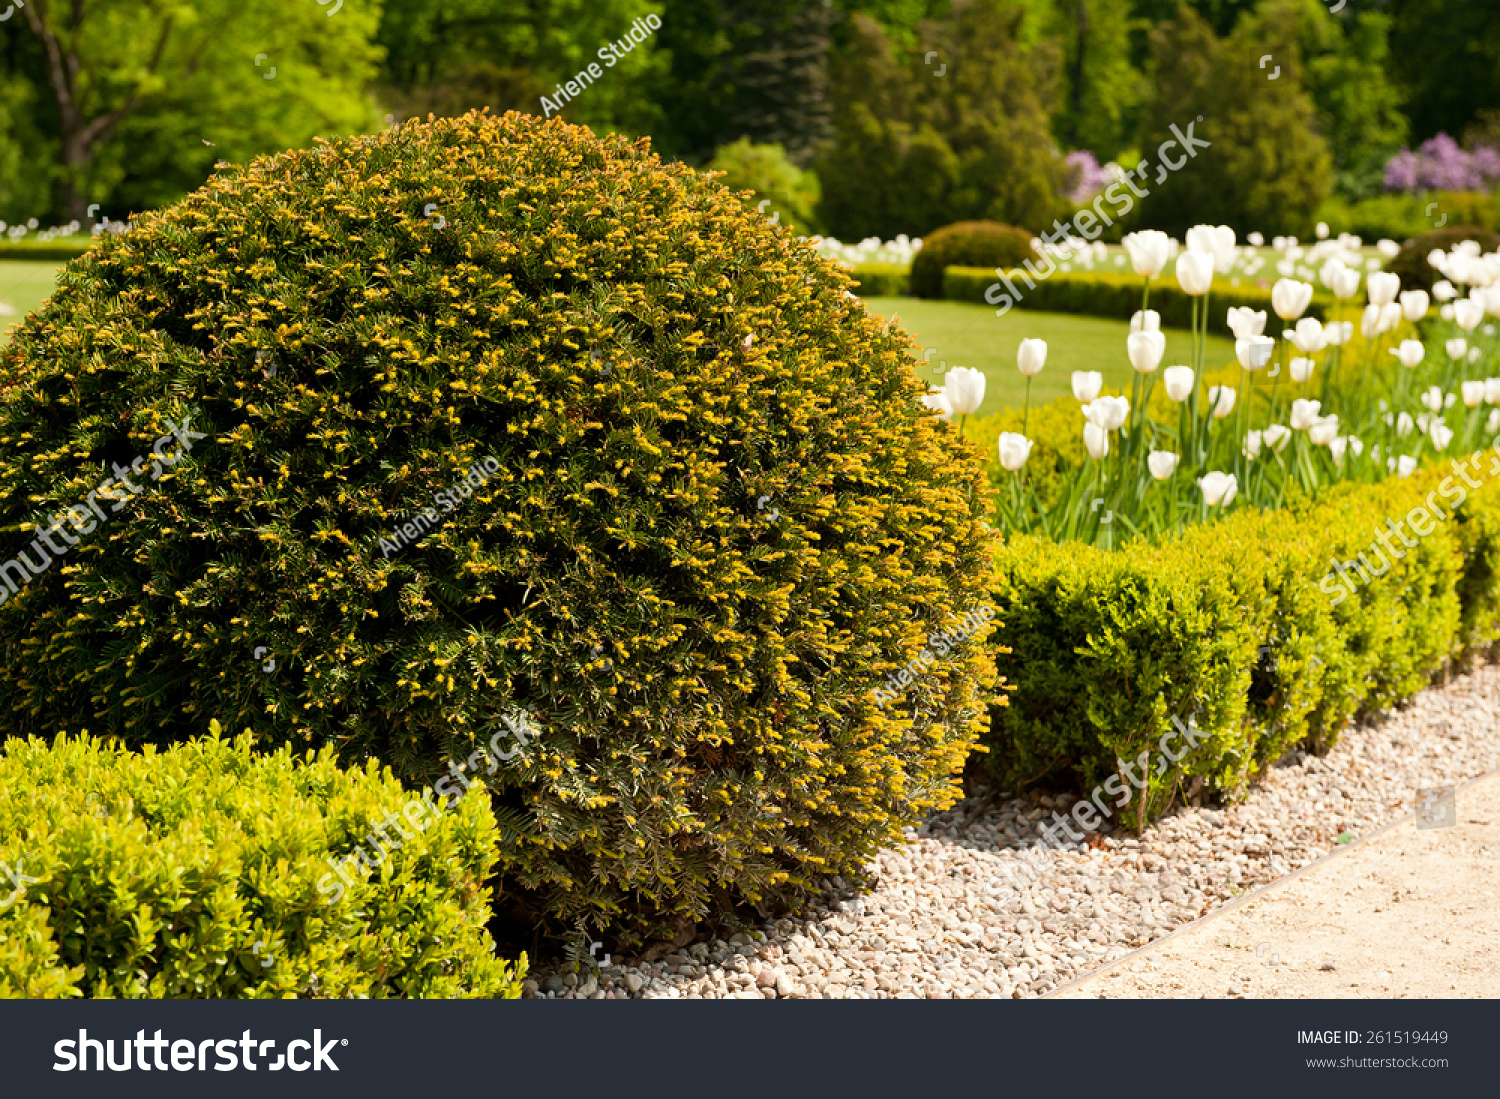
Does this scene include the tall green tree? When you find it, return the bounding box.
[1044,0,1144,161]
[817,1,1068,240]
[1135,2,1333,235]
[10,0,382,222]
[1385,0,1500,145]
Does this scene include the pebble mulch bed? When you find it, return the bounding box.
[525,665,1500,999]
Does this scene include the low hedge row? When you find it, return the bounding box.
[942,266,1332,335]
[0,730,524,997]
[847,261,910,297]
[986,457,1500,830]
[0,240,93,261]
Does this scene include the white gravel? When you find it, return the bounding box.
[524,663,1500,999]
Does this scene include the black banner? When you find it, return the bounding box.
[0,999,1490,1098]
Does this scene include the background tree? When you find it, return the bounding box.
[706,138,823,235]
[818,1,1068,240]
[12,0,382,222]
[1135,2,1333,236]
[1384,0,1500,146]
[1044,0,1144,162]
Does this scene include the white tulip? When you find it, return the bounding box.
[1123,230,1172,278]
[1176,250,1215,296]
[1472,347,1484,364]
[1162,365,1195,402]
[1390,340,1425,368]
[1309,415,1340,446]
[1207,385,1236,418]
[1325,321,1354,346]
[1446,338,1468,361]
[997,432,1033,471]
[1197,471,1238,507]
[1244,429,1263,459]
[1366,271,1400,306]
[1315,221,1329,240]
[1441,304,1456,322]
[945,366,986,414]
[1380,302,1402,332]
[921,389,953,419]
[1420,386,1443,412]
[1486,378,1500,404]
[1226,306,1267,340]
[1430,422,1454,451]
[1271,278,1314,320]
[1462,380,1486,407]
[1396,411,1415,437]
[1331,266,1362,300]
[1400,290,1430,323]
[1360,303,1384,340]
[1264,424,1292,451]
[1455,298,1485,331]
[1186,225,1237,273]
[1083,421,1110,460]
[1433,279,1457,302]
[1148,450,1179,480]
[1236,335,1275,371]
[1082,395,1130,431]
[1129,310,1161,333]
[1287,317,1326,354]
[1490,409,1500,434]
[1017,338,1048,377]
[1376,239,1401,260]
[1289,356,1315,383]
[1329,435,1351,464]
[1127,330,1166,373]
[1248,232,1265,246]
[1290,398,1322,430]
[1072,371,1102,402]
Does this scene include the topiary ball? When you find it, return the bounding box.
[0,110,998,946]
[909,220,1039,299]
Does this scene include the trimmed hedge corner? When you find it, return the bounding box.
[848,261,910,297]
[942,266,1331,335]
[986,461,1500,830]
[0,731,523,998]
[0,109,998,948]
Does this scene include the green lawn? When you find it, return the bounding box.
[864,296,1236,418]
[0,260,65,343]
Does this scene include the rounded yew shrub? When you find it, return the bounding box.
[909,220,1038,299]
[0,110,997,946]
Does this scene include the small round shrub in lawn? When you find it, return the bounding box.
[0,731,522,997]
[1387,224,1500,294]
[909,220,1038,299]
[0,110,998,947]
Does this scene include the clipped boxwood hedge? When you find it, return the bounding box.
[943,266,1331,335]
[847,261,910,297]
[909,221,1037,299]
[986,459,1500,829]
[0,239,93,261]
[0,109,998,947]
[0,730,523,998]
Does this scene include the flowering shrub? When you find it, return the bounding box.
[1384,133,1500,194]
[1061,151,1122,208]
[0,110,999,947]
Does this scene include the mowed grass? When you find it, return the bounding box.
[864,296,1236,417]
[0,260,65,343]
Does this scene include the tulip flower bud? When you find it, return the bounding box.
[1197,471,1238,507]
[1272,278,1314,320]
[944,366,986,414]
[1162,365,1195,402]
[1016,338,1048,377]
[1083,421,1109,460]
[1127,330,1166,373]
[1390,340,1425,368]
[996,432,1033,471]
[1175,250,1215,296]
[1289,357,1314,383]
[1071,370,1103,402]
[1462,380,1486,408]
[921,389,952,419]
[1399,290,1429,323]
[1366,271,1400,307]
[1147,451,1179,480]
[1207,385,1236,418]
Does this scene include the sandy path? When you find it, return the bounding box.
[1054,770,1500,998]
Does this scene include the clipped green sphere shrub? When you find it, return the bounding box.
[0,731,523,997]
[0,110,997,945]
[909,220,1038,299]
[1387,224,1500,294]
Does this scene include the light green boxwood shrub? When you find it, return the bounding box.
[0,730,524,998]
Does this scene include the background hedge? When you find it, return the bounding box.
[0,731,522,998]
[908,221,1037,300]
